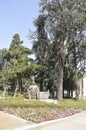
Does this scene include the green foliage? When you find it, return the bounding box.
[0,34,33,95]
[32,0,86,99]
[1,97,86,109]
[58,99,86,109]
[9,34,23,49]
[22,78,32,89]
[0,98,57,109]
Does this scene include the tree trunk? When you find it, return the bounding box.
[2,87,7,99]
[19,80,22,93]
[13,80,19,98]
[67,90,70,98]
[56,46,64,101]
[56,67,63,100]
[40,77,43,91]
[75,67,79,100]
[71,90,73,98]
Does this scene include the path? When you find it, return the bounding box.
[0,111,34,130]
[27,111,86,130]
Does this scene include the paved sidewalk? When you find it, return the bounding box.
[0,111,34,130]
[27,111,86,130]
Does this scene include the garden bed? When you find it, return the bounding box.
[0,98,86,123]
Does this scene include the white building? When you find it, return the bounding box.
[78,74,86,99]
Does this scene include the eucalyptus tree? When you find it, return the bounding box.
[33,0,86,100]
[78,36,86,73]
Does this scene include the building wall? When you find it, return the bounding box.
[78,78,83,99]
[83,76,86,99]
[78,74,86,99]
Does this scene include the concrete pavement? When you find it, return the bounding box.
[0,111,34,130]
[27,111,86,130]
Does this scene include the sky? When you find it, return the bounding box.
[0,0,40,49]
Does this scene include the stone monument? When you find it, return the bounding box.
[29,84,40,99]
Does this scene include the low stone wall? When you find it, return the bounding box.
[40,91,50,99]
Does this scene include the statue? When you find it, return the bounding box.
[28,76,40,99]
[29,84,40,99]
